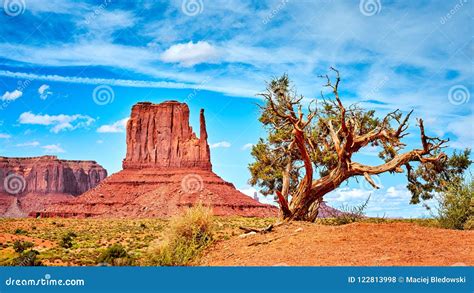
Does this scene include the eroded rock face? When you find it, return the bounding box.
[123,101,211,170]
[37,101,278,218]
[0,156,107,217]
[0,156,107,196]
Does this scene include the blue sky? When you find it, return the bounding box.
[0,0,472,217]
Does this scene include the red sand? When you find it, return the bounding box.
[200,222,474,266]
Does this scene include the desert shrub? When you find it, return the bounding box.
[11,250,43,266]
[327,196,370,226]
[97,244,134,266]
[14,228,27,235]
[149,204,214,266]
[60,231,77,249]
[13,240,34,253]
[437,178,473,230]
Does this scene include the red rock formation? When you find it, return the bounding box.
[36,101,278,218]
[0,156,107,196]
[123,102,211,170]
[0,156,107,217]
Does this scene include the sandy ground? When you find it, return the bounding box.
[0,233,55,249]
[199,222,474,266]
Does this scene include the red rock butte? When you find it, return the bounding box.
[33,101,278,218]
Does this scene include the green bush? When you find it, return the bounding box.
[149,204,214,266]
[437,178,473,230]
[327,196,370,226]
[59,231,77,249]
[14,228,27,235]
[97,244,134,266]
[11,250,43,266]
[13,240,34,253]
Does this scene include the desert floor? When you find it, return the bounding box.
[200,221,473,266]
[0,218,472,266]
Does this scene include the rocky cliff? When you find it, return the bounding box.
[0,156,107,196]
[123,101,211,170]
[0,156,107,217]
[36,101,278,218]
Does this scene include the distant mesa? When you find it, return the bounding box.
[0,156,107,217]
[28,101,278,218]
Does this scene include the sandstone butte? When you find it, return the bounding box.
[29,101,278,218]
[0,156,107,217]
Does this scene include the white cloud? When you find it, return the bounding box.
[444,114,474,149]
[1,90,22,101]
[16,141,40,147]
[238,186,277,206]
[38,84,52,100]
[324,184,434,218]
[79,10,139,40]
[0,70,226,94]
[0,133,11,139]
[42,144,65,153]
[325,187,372,203]
[18,112,95,133]
[161,41,220,67]
[209,141,231,149]
[96,140,104,144]
[97,118,129,133]
[241,143,253,150]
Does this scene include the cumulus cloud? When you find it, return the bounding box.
[0,133,11,139]
[16,141,40,147]
[38,84,52,99]
[42,144,65,153]
[97,118,129,133]
[161,41,220,67]
[209,141,231,149]
[1,90,22,101]
[18,112,94,133]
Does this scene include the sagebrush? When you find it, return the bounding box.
[437,178,473,230]
[148,205,214,266]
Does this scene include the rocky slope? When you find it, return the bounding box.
[35,101,278,218]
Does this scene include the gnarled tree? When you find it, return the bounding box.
[249,68,471,221]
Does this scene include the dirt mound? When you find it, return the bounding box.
[199,222,474,266]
